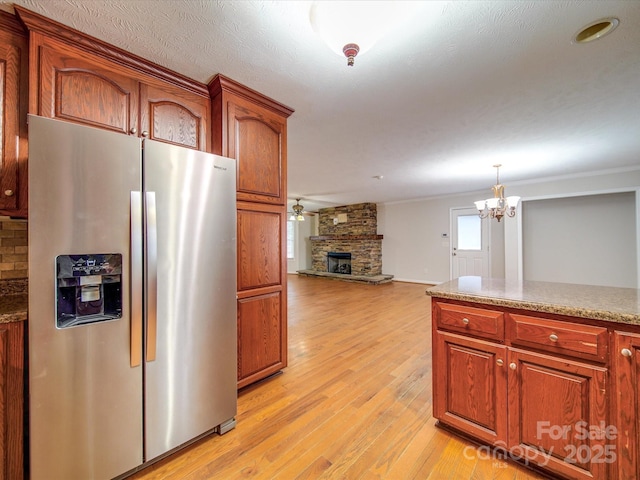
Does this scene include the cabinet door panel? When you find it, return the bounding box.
[0,321,24,480]
[508,348,609,480]
[228,99,285,204]
[614,331,640,480]
[237,292,283,384]
[38,45,138,134]
[237,207,282,291]
[140,82,210,151]
[433,330,507,445]
[0,22,27,215]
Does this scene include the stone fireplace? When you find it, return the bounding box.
[298,203,392,283]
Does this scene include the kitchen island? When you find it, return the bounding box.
[427,277,640,480]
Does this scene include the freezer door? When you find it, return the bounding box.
[143,140,237,460]
[28,116,144,479]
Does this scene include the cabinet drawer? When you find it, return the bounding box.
[509,314,608,362]
[435,302,504,341]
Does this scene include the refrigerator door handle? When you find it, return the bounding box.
[130,192,143,367]
[145,191,158,362]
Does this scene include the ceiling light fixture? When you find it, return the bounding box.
[309,1,418,66]
[474,164,520,222]
[290,199,306,221]
[574,17,620,44]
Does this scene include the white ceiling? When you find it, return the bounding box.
[4,0,640,213]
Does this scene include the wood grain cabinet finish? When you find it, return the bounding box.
[235,202,288,388]
[209,75,293,388]
[17,6,211,152]
[508,348,608,480]
[432,300,616,479]
[433,330,507,446]
[237,292,284,385]
[613,331,640,480]
[209,74,292,205]
[0,13,28,217]
[0,321,25,480]
[237,205,283,291]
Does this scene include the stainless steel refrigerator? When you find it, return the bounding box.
[28,115,237,480]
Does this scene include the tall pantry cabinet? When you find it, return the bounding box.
[209,75,293,388]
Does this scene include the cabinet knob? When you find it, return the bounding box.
[3,190,14,197]
[141,131,149,137]
[549,333,559,342]
[130,127,137,135]
[509,362,517,370]
[621,348,633,358]
[462,317,470,325]
[496,359,504,366]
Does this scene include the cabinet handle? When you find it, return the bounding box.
[621,348,633,358]
[3,190,14,197]
[496,359,504,366]
[509,362,517,370]
[462,317,470,325]
[549,333,559,342]
[142,130,149,137]
[130,127,137,135]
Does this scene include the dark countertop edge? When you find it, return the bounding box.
[426,289,640,326]
[0,292,28,324]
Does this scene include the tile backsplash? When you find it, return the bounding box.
[0,218,28,279]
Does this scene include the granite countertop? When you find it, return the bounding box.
[0,279,28,324]
[426,276,640,325]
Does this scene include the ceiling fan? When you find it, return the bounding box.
[288,198,315,221]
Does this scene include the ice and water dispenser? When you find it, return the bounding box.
[56,254,123,328]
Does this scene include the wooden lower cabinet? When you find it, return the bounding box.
[432,300,617,479]
[613,331,640,480]
[0,321,24,480]
[237,291,285,387]
[433,331,507,446]
[508,348,609,480]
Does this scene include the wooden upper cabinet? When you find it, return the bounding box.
[139,82,208,150]
[0,12,28,217]
[209,74,293,205]
[17,6,211,152]
[36,41,139,135]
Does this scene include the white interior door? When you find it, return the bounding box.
[451,207,489,278]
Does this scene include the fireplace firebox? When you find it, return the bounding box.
[327,252,351,275]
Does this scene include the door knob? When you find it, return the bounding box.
[462,318,470,325]
[141,131,149,137]
[130,127,137,135]
[496,359,504,366]
[549,334,559,342]
[509,362,517,370]
[3,190,14,197]
[621,348,633,358]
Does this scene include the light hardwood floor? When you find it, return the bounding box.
[130,275,547,480]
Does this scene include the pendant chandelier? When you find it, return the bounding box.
[289,199,306,221]
[474,164,520,222]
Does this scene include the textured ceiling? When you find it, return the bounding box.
[4,0,640,213]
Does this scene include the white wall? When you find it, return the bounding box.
[522,192,636,287]
[378,168,640,285]
[287,215,316,273]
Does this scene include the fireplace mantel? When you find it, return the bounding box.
[310,235,383,241]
